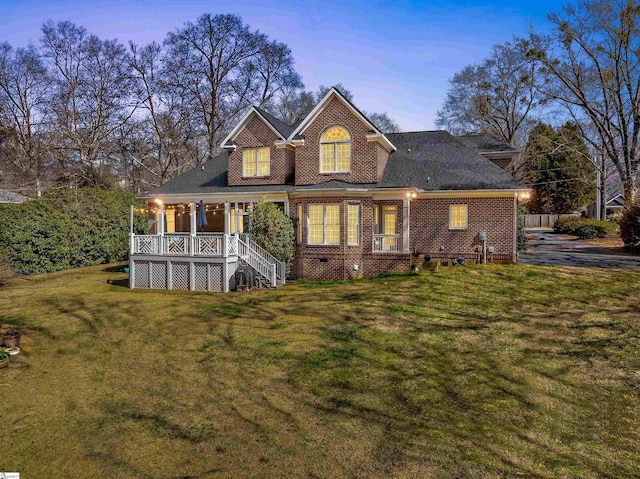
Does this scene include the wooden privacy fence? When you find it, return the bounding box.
[524,213,580,228]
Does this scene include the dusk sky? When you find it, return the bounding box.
[1,0,559,131]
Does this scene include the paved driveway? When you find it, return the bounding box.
[519,229,640,270]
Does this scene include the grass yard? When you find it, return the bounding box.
[1,264,639,478]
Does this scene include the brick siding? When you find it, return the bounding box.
[227,114,293,186]
[410,197,515,260]
[294,97,386,185]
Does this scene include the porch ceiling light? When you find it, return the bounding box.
[155,198,163,206]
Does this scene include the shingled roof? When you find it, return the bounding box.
[254,107,296,139]
[0,189,29,203]
[455,133,519,154]
[150,130,520,196]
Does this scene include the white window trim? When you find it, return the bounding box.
[307,204,340,245]
[297,204,303,244]
[449,204,469,230]
[320,127,351,174]
[242,147,271,178]
[347,203,360,246]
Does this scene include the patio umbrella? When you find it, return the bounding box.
[197,200,208,232]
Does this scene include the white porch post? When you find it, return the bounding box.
[190,202,196,256]
[129,204,134,255]
[224,202,231,234]
[158,203,165,255]
[403,197,410,253]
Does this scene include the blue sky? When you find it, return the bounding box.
[0,0,558,130]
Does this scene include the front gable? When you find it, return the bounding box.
[292,90,394,185]
[226,110,294,186]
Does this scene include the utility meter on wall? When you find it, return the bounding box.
[478,231,487,241]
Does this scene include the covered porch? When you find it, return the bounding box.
[129,196,287,292]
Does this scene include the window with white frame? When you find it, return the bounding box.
[449,204,468,229]
[320,126,351,173]
[297,204,303,243]
[373,204,397,235]
[347,204,360,245]
[308,204,340,245]
[243,147,270,177]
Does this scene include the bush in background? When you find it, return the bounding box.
[553,216,619,239]
[0,188,148,276]
[620,203,640,252]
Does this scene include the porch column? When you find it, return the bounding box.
[224,202,230,234]
[403,197,410,253]
[158,202,165,255]
[190,202,196,257]
[158,203,165,235]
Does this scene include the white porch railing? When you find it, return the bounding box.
[131,233,236,257]
[373,234,400,252]
[240,234,286,281]
[163,234,190,255]
[193,233,223,256]
[237,236,277,286]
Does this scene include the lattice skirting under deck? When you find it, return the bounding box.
[131,259,227,292]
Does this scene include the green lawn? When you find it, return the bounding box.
[1,264,639,478]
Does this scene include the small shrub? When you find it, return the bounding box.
[554,217,619,239]
[553,216,583,234]
[620,203,640,252]
[517,207,528,251]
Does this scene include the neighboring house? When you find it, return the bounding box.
[0,189,29,204]
[604,178,639,216]
[455,134,521,171]
[131,88,527,292]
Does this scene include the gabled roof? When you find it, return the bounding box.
[150,130,521,196]
[455,134,519,155]
[254,107,296,138]
[287,87,396,151]
[0,189,29,203]
[220,106,288,148]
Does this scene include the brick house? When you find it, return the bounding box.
[130,88,527,291]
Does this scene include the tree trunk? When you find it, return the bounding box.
[600,157,606,221]
[624,175,638,207]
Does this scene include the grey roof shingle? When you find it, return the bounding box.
[150,130,521,196]
[455,133,518,154]
[254,107,295,139]
[0,189,29,203]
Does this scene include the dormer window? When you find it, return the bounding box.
[321,126,351,173]
[243,147,270,177]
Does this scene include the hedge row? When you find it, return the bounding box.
[553,216,620,239]
[0,188,147,276]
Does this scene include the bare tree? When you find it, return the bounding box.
[0,43,50,196]
[41,21,137,187]
[128,41,199,190]
[164,14,301,159]
[436,37,548,147]
[367,112,401,133]
[266,83,402,132]
[528,0,640,204]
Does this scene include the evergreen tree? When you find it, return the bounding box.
[523,122,595,213]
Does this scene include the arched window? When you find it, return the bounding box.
[321,126,351,173]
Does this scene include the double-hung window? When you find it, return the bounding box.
[449,204,468,229]
[320,126,351,173]
[347,204,360,245]
[308,204,340,245]
[243,147,270,177]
